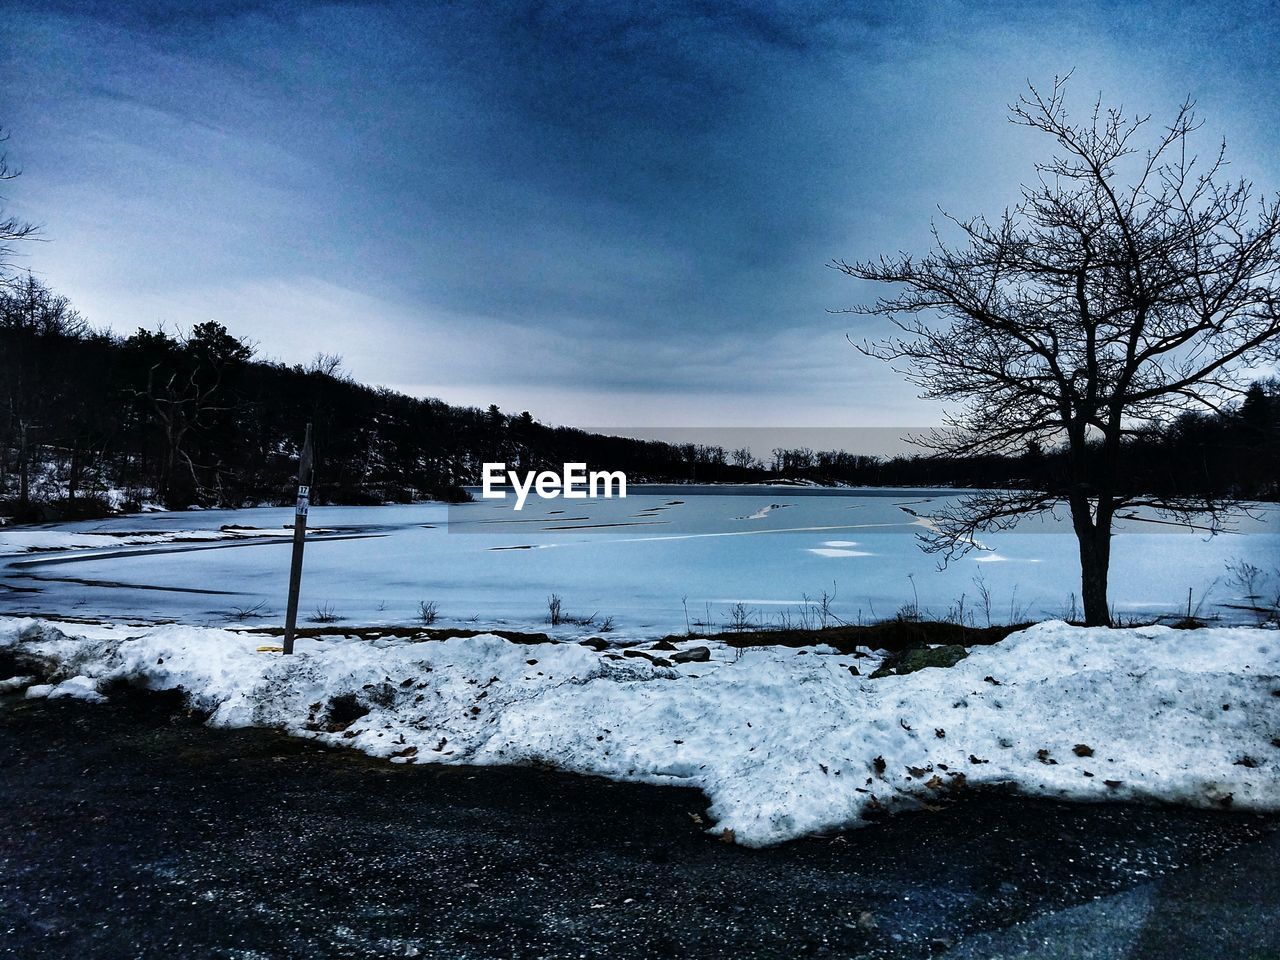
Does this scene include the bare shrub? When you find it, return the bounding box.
[1007,585,1030,624]
[973,574,994,628]
[896,573,923,622]
[226,600,268,622]
[1224,558,1274,624]
[1226,558,1263,601]
[309,602,343,624]
[546,593,599,627]
[417,600,439,626]
[945,593,973,627]
[725,602,756,632]
[1060,592,1078,623]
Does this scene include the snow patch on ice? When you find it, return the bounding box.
[0,526,298,556]
[736,503,790,521]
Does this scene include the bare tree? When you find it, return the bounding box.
[0,275,86,508]
[307,352,347,379]
[835,78,1280,626]
[141,322,253,507]
[0,129,38,288]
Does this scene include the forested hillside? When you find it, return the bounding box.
[1,275,1277,521]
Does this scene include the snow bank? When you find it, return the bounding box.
[1,617,1276,846]
[25,674,106,702]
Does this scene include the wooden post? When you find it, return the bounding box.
[282,423,314,655]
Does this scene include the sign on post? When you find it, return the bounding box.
[282,422,314,655]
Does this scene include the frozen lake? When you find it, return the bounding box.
[2,487,1276,636]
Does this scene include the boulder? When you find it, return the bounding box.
[671,645,711,664]
[871,643,968,678]
[623,649,674,667]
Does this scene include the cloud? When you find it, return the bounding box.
[2,0,1277,428]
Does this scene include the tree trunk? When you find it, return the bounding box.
[1077,525,1112,626]
[68,439,80,506]
[18,421,29,507]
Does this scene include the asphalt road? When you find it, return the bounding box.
[1,691,1277,959]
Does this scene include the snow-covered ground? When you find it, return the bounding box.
[3,616,1276,846]
[2,489,1276,632]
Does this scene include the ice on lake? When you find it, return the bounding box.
[2,486,1276,635]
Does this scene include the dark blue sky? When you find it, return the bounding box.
[3,0,1278,426]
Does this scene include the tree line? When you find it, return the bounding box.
[1,273,1276,522]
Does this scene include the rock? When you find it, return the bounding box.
[650,639,678,651]
[671,645,711,663]
[871,644,969,677]
[622,649,673,667]
[1072,743,1094,757]
[579,637,608,651]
